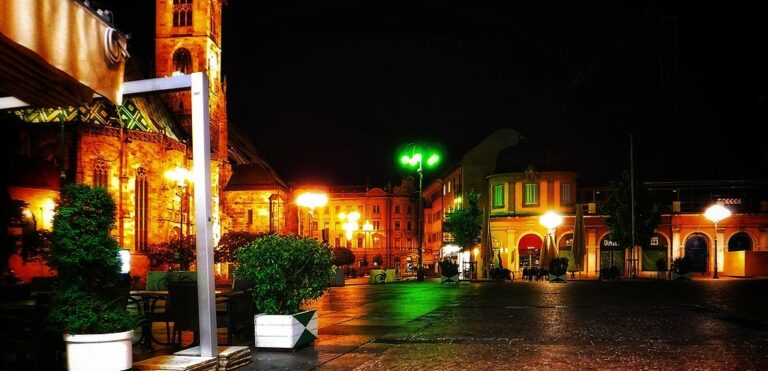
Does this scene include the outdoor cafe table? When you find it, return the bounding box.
[129,289,241,349]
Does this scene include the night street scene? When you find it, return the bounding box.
[1,1,767,370]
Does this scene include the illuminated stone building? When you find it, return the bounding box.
[4,0,289,282]
[294,180,419,273]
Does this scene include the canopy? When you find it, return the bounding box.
[572,204,586,271]
[0,0,127,106]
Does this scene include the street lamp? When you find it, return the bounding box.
[399,143,440,279]
[704,204,731,279]
[165,166,192,239]
[539,211,563,265]
[296,192,328,238]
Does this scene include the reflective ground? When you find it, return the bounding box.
[235,278,768,370]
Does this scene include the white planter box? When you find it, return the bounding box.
[440,275,459,284]
[254,309,317,349]
[549,274,567,283]
[64,330,133,371]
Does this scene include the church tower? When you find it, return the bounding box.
[155,0,227,160]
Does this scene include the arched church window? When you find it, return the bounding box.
[173,0,193,27]
[173,48,192,74]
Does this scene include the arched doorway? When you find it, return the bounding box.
[599,237,624,273]
[558,233,575,270]
[518,234,542,269]
[685,233,709,273]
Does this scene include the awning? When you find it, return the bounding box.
[0,0,127,107]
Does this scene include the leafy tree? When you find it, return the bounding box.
[332,246,355,267]
[215,231,262,263]
[444,189,482,251]
[602,171,661,250]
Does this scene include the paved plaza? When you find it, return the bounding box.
[132,278,768,370]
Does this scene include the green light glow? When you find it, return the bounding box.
[427,154,440,166]
[400,155,411,165]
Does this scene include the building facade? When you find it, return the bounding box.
[294,180,420,273]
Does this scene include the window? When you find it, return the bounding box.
[373,220,380,230]
[172,48,192,74]
[324,221,330,229]
[447,181,451,193]
[407,205,413,215]
[358,205,363,214]
[395,238,401,249]
[334,221,340,230]
[247,209,253,224]
[728,232,753,252]
[172,0,193,27]
[395,220,401,230]
[524,183,539,206]
[406,220,413,231]
[395,205,401,214]
[492,184,505,208]
[335,206,341,214]
[335,238,341,247]
[407,237,413,249]
[135,167,149,253]
[561,183,573,205]
[358,237,364,248]
[93,160,109,189]
[372,205,381,214]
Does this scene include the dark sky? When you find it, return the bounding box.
[112,1,768,186]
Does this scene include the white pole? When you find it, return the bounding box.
[191,72,217,357]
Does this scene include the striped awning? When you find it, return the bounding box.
[0,0,127,107]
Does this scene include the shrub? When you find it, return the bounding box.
[549,257,569,276]
[47,184,135,334]
[215,231,262,263]
[234,234,335,315]
[439,258,459,277]
[332,246,355,267]
[147,235,196,270]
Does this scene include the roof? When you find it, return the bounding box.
[225,163,289,192]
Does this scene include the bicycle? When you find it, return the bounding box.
[374,270,387,284]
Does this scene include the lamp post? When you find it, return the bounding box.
[399,143,440,280]
[704,204,731,279]
[165,167,192,239]
[296,192,328,239]
[539,211,563,267]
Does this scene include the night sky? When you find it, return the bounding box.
[110,1,767,186]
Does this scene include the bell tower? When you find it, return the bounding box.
[155,0,227,160]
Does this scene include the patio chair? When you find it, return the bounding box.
[166,280,233,347]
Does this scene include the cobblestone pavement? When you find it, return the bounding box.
[144,278,768,370]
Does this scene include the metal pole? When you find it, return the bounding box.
[191,72,217,357]
[713,221,719,279]
[417,160,424,278]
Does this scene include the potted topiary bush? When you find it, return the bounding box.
[439,258,459,284]
[47,184,136,371]
[548,257,569,283]
[234,234,335,349]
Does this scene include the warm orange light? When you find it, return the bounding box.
[296,192,328,211]
[165,167,192,187]
[473,247,480,256]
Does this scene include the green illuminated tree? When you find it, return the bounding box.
[602,172,660,250]
[444,190,482,251]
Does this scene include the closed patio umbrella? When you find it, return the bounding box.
[540,233,551,270]
[572,204,587,272]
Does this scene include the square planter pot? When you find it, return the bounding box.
[64,330,133,371]
[440,274,459,284]
[548,274,567,283]
[254,309,318,349]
